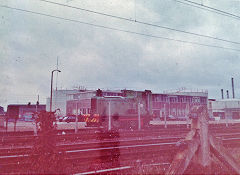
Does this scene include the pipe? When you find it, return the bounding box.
[227,90,229,99]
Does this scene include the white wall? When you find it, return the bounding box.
[212,99,240,110]
[46,90,79,116]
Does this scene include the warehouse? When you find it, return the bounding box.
[152,91,208,119]
[208,99,240,119]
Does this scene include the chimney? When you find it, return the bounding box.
[232,77,235,98]
[227,90,229,99]
[221,89,224,99]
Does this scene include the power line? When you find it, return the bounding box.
[174,0,240,20]
[38,0,240,45]
[176,0,240,20]
[1,5,240,52]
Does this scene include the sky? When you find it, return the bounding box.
[0,0,240,109]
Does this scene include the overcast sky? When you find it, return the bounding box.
[0,0,240,109]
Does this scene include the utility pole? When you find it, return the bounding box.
[36,95,39,113]
[75,101,78,133]
[55,57,59,91]
[164,103,167,128]
[108,101,111,131]
[186,103,190,129]
[169,97,170,120]
[50,69,61,112]
[138,103,141,130]
[34,95,39,136]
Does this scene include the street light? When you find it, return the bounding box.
[50,69,61,112]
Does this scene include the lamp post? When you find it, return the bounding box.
[50,69,61,112]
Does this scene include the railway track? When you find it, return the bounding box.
[0,136,183,156]
[0,136,180,174]
[1,121,240,136]
[0,128,190,146]
[1,132,240,174]
[1,124,240,146]
[1,132,239,157]
[1,124,240,174]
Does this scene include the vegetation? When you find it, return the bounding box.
[26,111,65,174]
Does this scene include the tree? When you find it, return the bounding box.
[26,111,65,174]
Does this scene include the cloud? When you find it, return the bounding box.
[0,0,240,109]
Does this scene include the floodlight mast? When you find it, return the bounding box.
[50,69,61,112]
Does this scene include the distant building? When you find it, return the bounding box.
[0,106,4,115]
[208,99,240,119]
[46,89,81,116]
[66,89,208,119]
[66,89,123,115]
[7,104,46,120]
[152,91,208,119]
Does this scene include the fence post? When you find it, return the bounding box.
[198,106,211,170]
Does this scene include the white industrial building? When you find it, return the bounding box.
[46,89,80,116]
[47,88,209,119]
[208,99,240,119]
[46,89,124,116]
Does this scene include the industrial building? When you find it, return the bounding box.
[66,89,208,120]
[208,99,240,119]
[66,89,128,116]
[7,104,46,120]
[46,88,122,116]
[209,77,240,119]
[0,106,4,115]
[46,89,81,116]
[152,91,208,119]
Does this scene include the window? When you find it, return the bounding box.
[200,97,206,104]
[170,97,177,103]
[193,97,200,103]
[180,98,183,103]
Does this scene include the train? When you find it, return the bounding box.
[66,89,208,130]
[82,90,153,129]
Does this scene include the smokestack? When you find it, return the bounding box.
[232,77,235,98]
[221,89,224,99]
[227,90,229,99]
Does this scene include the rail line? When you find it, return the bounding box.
[1,133,240,174]
[0,137,179,174]
[0,136,183,156]
[1,124,240,174]
[1,125,240,146]
[0,128,190,146]
[2,122,240,136]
